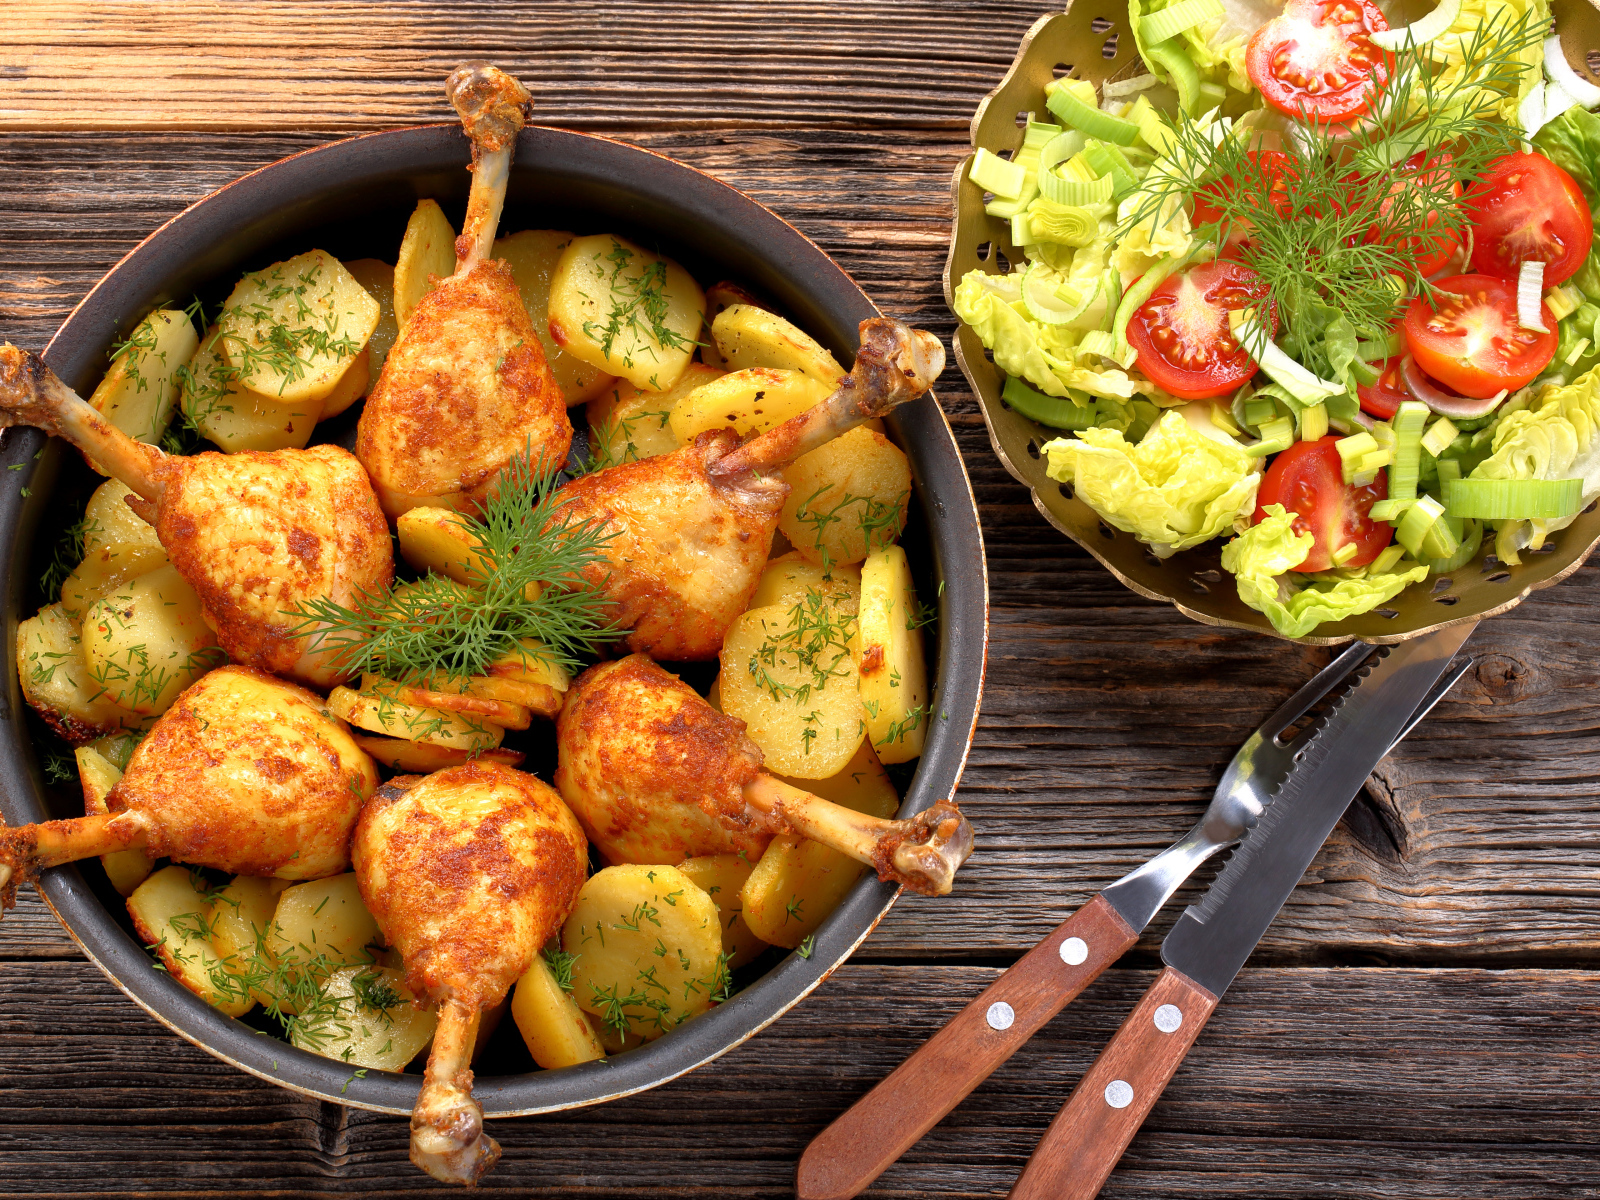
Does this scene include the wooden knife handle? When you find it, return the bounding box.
[796,894,1138,1200]
[1007,965,1219,1200]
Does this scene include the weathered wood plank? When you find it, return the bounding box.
[3,960,1599,1197]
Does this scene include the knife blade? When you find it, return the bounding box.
[1006,622,1476,1200]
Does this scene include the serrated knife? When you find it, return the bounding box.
[1005,620,1477,1200]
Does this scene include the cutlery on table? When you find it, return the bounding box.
[797,627,1475,1200]
[1007,621,1476,1200]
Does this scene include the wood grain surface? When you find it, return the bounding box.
[2,2,1599,1197]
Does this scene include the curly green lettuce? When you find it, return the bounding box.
[1427,0,1549,125]
[1221,505,1429,637]
[1042,409,1259,552]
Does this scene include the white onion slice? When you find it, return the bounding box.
[1545,80,1583,125]
[1520,81,1550,140]
[1229,310,1344,402]
[1518,260,1549,332]
[1545,34,1600,109]
[1400,357,1508,419]
[1369,0,1461,51]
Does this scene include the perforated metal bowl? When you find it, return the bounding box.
[945,0,1600,644]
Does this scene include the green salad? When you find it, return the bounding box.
[954,0,1600,636]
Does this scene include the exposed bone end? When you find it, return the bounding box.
[0,855,20,913]
[881,799,974,898]
[0,813,149,911]
[0,344,71,434]
[445,63,532,158]
[410,999,500,1186]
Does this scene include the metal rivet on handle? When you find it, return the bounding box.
[1104,1080,1134,1109]
[1060,936,1088,965]
[986,1002,1015,1031]
[1153,1004,1183,1034]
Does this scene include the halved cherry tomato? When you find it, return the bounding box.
[1255,436,1392,572]
[1465,151,1594,286]
[1192,151,1296,256]
[1245,0,1389,124]
[1126,261,1277,400]
[1376,152,1462,277]
[1402,273,1557,399]
[1356,355,1406,419]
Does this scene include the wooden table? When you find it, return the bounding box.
[4,4,1600,1196]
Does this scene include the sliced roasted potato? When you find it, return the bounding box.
[548,233,704,392]
[483,639,571,691]
[84,730,142,772]
[562,864,724,1042]
[76,744,155,897]
[181,325,324,453]
[17,603,141,742]
[779,426,911,568]
[128,865,253,1017]
[751,551,862,616]
[310,345,370,421]
[206,874,292,1008]
[349,733,525,773]
[269,873,382,983]
[87,308,200,449]
[668,367,831,446]
[389,683,532,730]
[774,737,899,818]
[712,303,845,387]
[853,544,929,765]
[80,565,224,716]
[420,673,564,719]
[676,854,768,969]
[291,964,437,1071]
[494,229,615,406]
[328,682,505,751]
[512,951,607,1070]
[395,506,492,585]
[59,478,169,620]
[216,250,379,404]
[393,199,456,329]
[586,362,722,466]
[718,604,865,780]
[341,258,398,378]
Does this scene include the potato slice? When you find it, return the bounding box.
[328,683,505,751]
[595,1023,648,1055]
[853,544,929,765]
[350,733,525,773]
[310,345,370,421]
[718,604,865,780]
[291,964,437,1071]
[421,673,564,719]
[216,249,379,404]
[341,258,398,378]
[17,603,141,742]
[512,951,606,1069]
[81,564,224,716]
[269,873,382,980]
[586,362,722,468]
[494,229,615,406]
[84,730,142,771]
[60,478,169,620]
[562,864,724,1041]
[180,325,324,453]
[87,308,200,449]
[393,199,456,329]
[676,854,768,969]
[483,640,571,691]
[779,426,911,568]
[128,865,253,1017]
[548,233,704,392]
[751,551,861,616]
[395,506,492,586]
[712,303,845,388]
[206,874,292,1008]
[668,367,831,447]
[76,744,155,897]
[742,742,899,949]
[388,682,532,730]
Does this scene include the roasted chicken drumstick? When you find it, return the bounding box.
[353,761,588,1186]
[552,316,944,659]
[0,666,377,909]
[555,655,972,895]
[0,347,393,688]
[356,64,572,518]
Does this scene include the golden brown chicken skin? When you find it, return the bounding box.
[555,654,772,865]
[553,430,785,661]
[355,260,573,517]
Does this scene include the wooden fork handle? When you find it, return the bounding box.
[1007,965,1219,1200]
[796,894,1138,1200]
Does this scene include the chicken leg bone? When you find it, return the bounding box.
[0,811,149,909]
[0,345,166,501]
[743,775,974,897]
[708,317,946,484]
[410,997,500,1186]
[445,63,532,273]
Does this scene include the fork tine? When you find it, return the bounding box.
[1383,655,1473,756]
[1262,640,1376,745]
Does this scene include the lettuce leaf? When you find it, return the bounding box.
[1042,409,1259,551]
[1426,0,1549,126]
[1533,105,1600,221]
[1222,505,1428,637]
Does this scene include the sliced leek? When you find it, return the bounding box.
[1146,38,1201,114]
[1369,544,1409,574]
[1139,0,1224,46]
[1245,415,1296,458]
[1442,477,1584,520]
[1002,375,1099,429]
[1228,309,1345,403]
[1021,262,1090,325]
[970,148,1027,199]
[1299,403,1329,441]
[1396,494,1449,557]
[1387,401,1430,500]
[1420,416,1459,459]
[1517,260,1549,332]
[1045,87,1141,146]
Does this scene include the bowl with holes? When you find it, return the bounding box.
[944,0,1600,644]
[0,123,989,1115]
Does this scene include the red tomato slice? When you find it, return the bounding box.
[1245,0,1389,123]
[1402,273,1557,399]
[1192,151,1296,256]
[1255,436,1392,573]
[1126,261,1277,400]
[1377,153,1462,277]
[1466,151,1594,286]
[1356,355,1406,419]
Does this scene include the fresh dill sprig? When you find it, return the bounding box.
[38,514,100,601]
[543,947,579,994]
[291,447,622,684]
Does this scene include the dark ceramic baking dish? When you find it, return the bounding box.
[0,124,989,1116]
